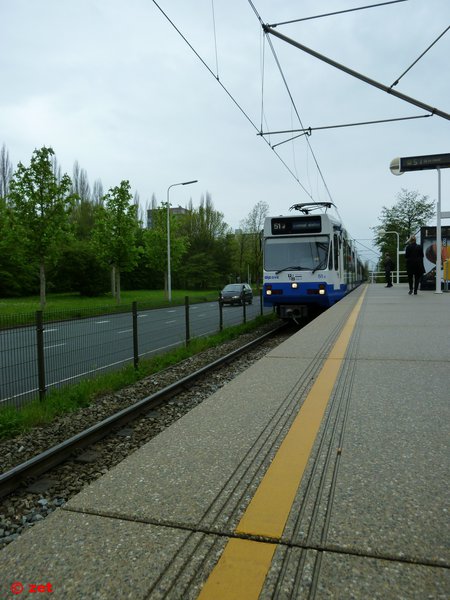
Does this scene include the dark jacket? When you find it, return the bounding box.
[405,242,425,275]
[384,256,394,273]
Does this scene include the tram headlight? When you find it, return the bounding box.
[319,284,326,295]
[291,282,298,289]
[266,284,272,296]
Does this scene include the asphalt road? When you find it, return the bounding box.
[0,300,270,406]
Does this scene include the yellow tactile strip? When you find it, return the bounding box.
[198,287,367,599]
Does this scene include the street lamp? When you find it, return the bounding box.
[166,179,198,302]
[379,229,400,285]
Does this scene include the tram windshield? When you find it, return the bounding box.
[264,236,330,272]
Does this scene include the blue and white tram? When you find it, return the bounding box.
[263,203,364,320]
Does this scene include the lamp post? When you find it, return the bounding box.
[436,167,442,294]
[379,229,400,284]
[166,180,198,302]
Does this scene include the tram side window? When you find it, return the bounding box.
[328,239,333,270]
[343,240,349,282]
[333,234,339,270]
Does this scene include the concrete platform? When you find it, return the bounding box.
[1,284,449,599]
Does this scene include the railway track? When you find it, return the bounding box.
[0,321,292,547]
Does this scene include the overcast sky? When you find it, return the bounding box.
[1,0,449,267]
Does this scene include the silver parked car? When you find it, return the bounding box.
[219,283,253,306]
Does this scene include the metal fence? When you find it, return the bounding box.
[368,270,408,284]
[0,296,267,409]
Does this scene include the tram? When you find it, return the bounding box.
[263,203,364,321]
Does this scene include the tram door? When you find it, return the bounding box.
[333,232,342,287]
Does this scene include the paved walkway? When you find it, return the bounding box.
[0,283,448,599]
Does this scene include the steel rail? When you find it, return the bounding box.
[0,323,287,499]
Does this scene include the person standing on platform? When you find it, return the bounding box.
[384,252,394,288]
[405,235,425,295]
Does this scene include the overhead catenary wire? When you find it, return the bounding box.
[260,114,433,147]
[391,25,450,87]
[152,1,255,131]
[353,239,382,256]
[151,0,316,201]
[267,0,408,28]
[211,0,220,79]
[247,0,337,211]
[264,20,337,211]
[259,30,266,133]
[263,25,450,121]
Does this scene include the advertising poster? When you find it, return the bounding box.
[420,226,450,289]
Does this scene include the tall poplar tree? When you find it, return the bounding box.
[0,143,13,199]
[178,194,231,288]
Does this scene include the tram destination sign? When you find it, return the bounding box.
[390,153,450,175]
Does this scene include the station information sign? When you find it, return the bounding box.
[390,153,450,174]
[271,216,322,235]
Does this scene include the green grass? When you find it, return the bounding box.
[0,314,275,441]
[0,290,220,317]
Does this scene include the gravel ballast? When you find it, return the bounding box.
[0,322,291,548]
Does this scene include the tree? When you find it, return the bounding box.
[51,154,62,183]
[185,193,229,241]
[0,195,35,296]
[0,143,13,200]
[183,251,219,289]
[122,225,162,290]
[241,200,269,286]
[212,232,237,289]
[92,179,104,205]
[8,146,75,307]
[50,239,110,297]
[372,189,435,269]
[176,193,232,289]
[69,160,95,239]
[92,180,142,304]
[143,204,188,295]
[71,199,103,241]
[71,161,91,201]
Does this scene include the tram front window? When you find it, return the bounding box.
[264,236,330,272]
